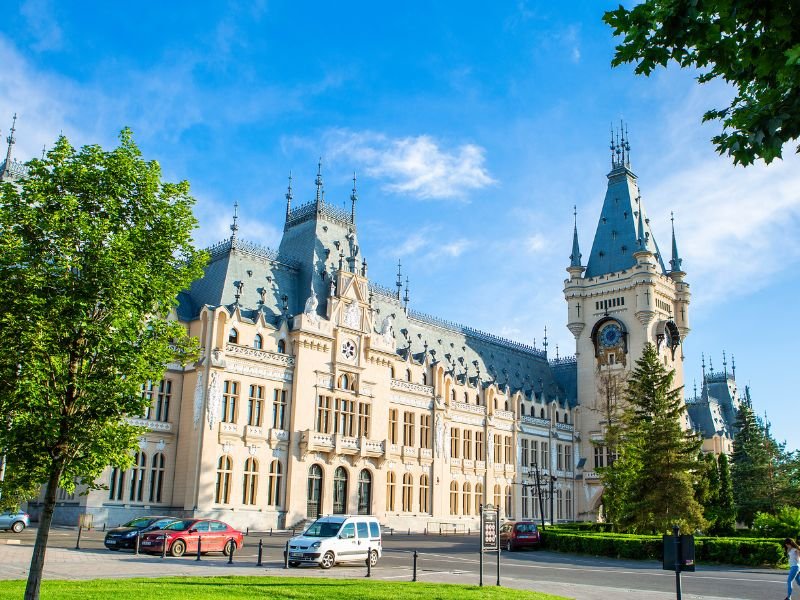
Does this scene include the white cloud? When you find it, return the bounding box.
[20,0,63,52]
[437,239,471,258]
[524,233,549,253]
[324,129,496,200]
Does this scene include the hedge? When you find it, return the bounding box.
[541,530,785,566]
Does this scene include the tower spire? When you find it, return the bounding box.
[636,197,648,251]
[403,277,410,310]
[1,113,17,179]
[701,353,706,381]
[315,158,323,211]
[569,205,582,268]
[285,171,293,219]
[350,172,358,224]
[669,211,683,272]
[731,354,736,379]
[543,326,549,356]
[723,350,727,376]
[230,201,239,243]
[396,260,403,299]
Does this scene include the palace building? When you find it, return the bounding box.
[2,119,743,529]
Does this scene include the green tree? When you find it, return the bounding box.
[604,1,800,165]
[696,452,719,529]
[776,450,800,509]
[715,452,736,534]
[610,344,705,533]
[0,130,206,600]
[731,400,774,526]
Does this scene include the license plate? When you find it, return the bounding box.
[106,540,116,545]
[142,541,153,546]
[290,552,302,557]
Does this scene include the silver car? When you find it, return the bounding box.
[0,510,29,533]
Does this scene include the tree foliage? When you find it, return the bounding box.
[730,400,775,526]
[604,0,800,165]
[715,452,736,534]
[0,129,206,600]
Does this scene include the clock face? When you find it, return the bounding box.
[600,323,623,348]
[341,339,356,360]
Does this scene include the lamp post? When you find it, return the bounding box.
[549,475,557,525]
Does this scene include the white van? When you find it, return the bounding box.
[287,515,382,569]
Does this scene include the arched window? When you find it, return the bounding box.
[493,484,502,513]
[307,464,322,518]
[109,467,125,501]
[474,483,483,515]
[464,392,468,403]
[253,334,263,350]
[421,372,427,385]
[419,474,430,514]
[402,473,413,512]
[228,327,239,344]
[566,489,573,519]
[148,452,165,503]
[242,457,258,505]
[389,365,395,379]
[504,400,509,411]
[505,486,513,518]
[333,467,348,514]
[462,482,472,516]
[267,460,283,506]
[406,368,412,382]
[129,451,147,502]
[357,470,372,515]
[540,408,545,418]
[449,481,459,515]
[564,412,569,424]
[520,404,526,416]
[215,455,232,504]
[386,471,396,511]
[339,373,350,390]
[475,394,481,406]
[277,339,286,354]
[450,389,456,402]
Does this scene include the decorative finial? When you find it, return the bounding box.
[555,344,560,360]
[701,353,706,380]
[315,158,323,209]
[569,204,582,269]
[285,171,293,218]
[230,201,239,242]
[2,113,17,178]
[722,350,727,376]
[543,326,549,355]
[693,380,697,398]
[670,211,683,272]
[234,280,244,305]
[709,356,714,373]
[350,171,358,224]
[609,123,616,168]
[396,259,403,299]
[403,276,410,309]
[731,354,736,378]
[41,145,46,160]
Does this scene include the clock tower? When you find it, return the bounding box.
[564,127,690,520]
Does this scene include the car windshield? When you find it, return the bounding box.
[164,520,196,531]
[124,518,155,528]
[303,521,343,538]
[515,523,538,533]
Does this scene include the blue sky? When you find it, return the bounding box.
[2,1,799,450]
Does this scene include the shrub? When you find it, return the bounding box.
[752,507,800,539]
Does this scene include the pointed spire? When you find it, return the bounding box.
[636,196,648,251]
[285,171,293,219]
[1,113,17,179]
[230,201,239,243]
[701,353,706,381]
[669,211,683,272]
[543,326,549,356]
[569,205,582,268]
[315,158,323,211]
[403,276,410,310]
[731,354,736,379]
[350,172,358,224]
[396,259,403,299]
[723,350,728,376]
[609,123,616,168]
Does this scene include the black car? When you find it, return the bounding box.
[104,516,179,550]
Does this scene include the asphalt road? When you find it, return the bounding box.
[1,526,791,600]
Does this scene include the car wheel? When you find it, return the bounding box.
[11,521,24,534]
[320,551,335,569]
[170,540,186,557]
[288,561,300,567]
[223,540,237,556]
[506,540,514,552]
[369,549,378,567]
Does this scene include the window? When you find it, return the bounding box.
[505,436,513,465]
[531,439,539,467]
[493,484,501,512]
[419,474,430,514]
[141,381,156,419]
[316,395,331,433]
[494,434,502,464]
[566,489,573,519]
[215,455,232,504]
[474,483,483,515]
[475,432,484,461]
[129,451,146,502]
[358,470,372,515]
[272,389,287,429]
[148,453,165,503]
[557,489,563,520]
[153,380,171,422]
[403,412,414,446]
[540,408,545,418]
[334,398,356,436]
[421,372,427,385]
[248,385,264,427]
[338,373,355,391]
[520,404,526,417]
[565,445,573,471]
[243,458,258,505]
[463,429,472,460]
[228,327,239,344]
[464,392,469,403]
[450,428,460,459]
[109,467,125,501]
[505,486,513,518]
[420,414,431,449]
[557,443,564,470]
[358,402,371,438]
[521,439,529,467]
[253,334,263,349]
[476,394,481,406]
[462,482,472,515]
[277,339,286,354]
[402,473,413,512]
[450,482,459,515]
[389,409,398,444]
[222,380,239,423]
[594,445,605,469]
[386,472,396,511]
[406,369,412,382]
[450,389,456,403]
[333,467,348,514]
[267,460,283,506]
[541,442,549,469]
[307,464,322,519]
[522,485,529,518]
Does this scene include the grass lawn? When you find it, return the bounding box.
[0,576,569,599]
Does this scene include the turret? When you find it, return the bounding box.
[567,205,585,279]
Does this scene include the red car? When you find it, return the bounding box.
[499,521,541,551]
[139,518,244,557]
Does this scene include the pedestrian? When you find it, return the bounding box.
[783,538,800,600]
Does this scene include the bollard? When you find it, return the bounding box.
[269,527,273,537]
[365,546,371,578]
[246,526,249,536]
[161,534,168,559]
[413,550,418,582]
[292,527,296,536]
[468,528,471,536]
[257,539,263,567]
[196,536,202,561]
[390,528,394,536]
[228,541,235,564]
[284,541,289,569]
[134,533,140,556]
[407,528,410,536]
[102,523,106,532]
[424,527,427,536]
[75,525,82,550]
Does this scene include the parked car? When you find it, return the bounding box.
[0,510,30,533]
[499,521,541,551]
[287,515,382,569]
[103,516,180,550]
[139,518,243,557]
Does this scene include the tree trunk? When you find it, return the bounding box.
[24,465,62,600]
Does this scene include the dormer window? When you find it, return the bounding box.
[422,373,427,385]
[228,328,239,344]
[277,339,286,354]
[406,369,412,382]
[253,334,263,350]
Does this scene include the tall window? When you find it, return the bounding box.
[358,402,371,438]
[475,483,483,515]
[333,467,348,514]
[253,333,263,349]
[419,474,430,513]
[566,489,573,520]
[316,395,331,433]
[521,438,529,467]
[406,368,412,382]
[109,467,125,501]
[386,471,396,511]
[557,489,563,520]
[272,389,287,429]
[557,443,564,470]
[522,485,529,519]
[475,432,484,461]
[463,429,472,460]
[450,482,459,515]
[505,486,513,518]
[267,460,283,506]
[242,457,258,505]
[403,411,415,446]
[307,464,322,519]
[129,452,146,502]
[148,453,165,503]
[541,442,549,469]
[389,409,398,444]
[594,445,605,469]
[565,445,573,471]
[215,455,232,504]
[462,482,472,515]
[228,327,238,344]
[154,380,172,422]
[419,414,431,449]
[141,381,156,419]
[504,436,512,465]
[532,440,540,467]
[222,380,239,423]
[358,470,372,515]
[402,473,413,512]
[334,398,356,436]
[494,434,502,464]
[493,484,501,512]
[277,339,286,354]
[450,428,460,459]
[248,385,264,427]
